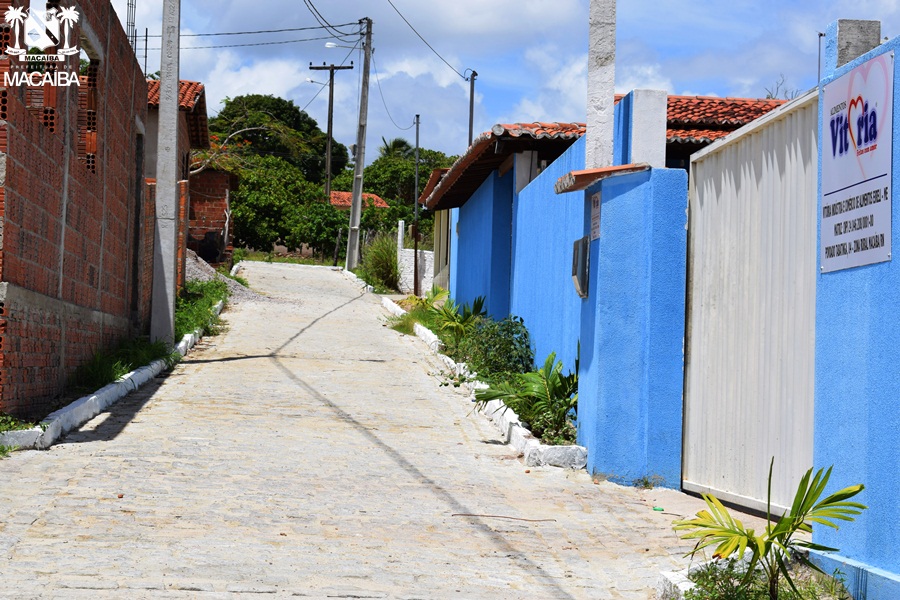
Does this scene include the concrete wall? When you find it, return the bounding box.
[0,0,149,419]
[811,21,900,596]
[577,168,687,488]
[448,170,513,319]
[510,136,586,371]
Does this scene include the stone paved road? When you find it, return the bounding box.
[0,263,747,599]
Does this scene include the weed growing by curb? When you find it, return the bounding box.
[217,265,249,287]
[71,337,179,393]
[0,413,36,433]
[175,279,229,340]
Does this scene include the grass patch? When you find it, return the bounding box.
[240,250,328,265]
[175,279,229,340]
[0,445,15,458]
[217,265,249,287]
[0,413,35,433]
[686,557,852,600]
[71,337,178,393]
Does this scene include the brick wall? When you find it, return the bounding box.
[176,180,189,290]
[188,169,235,264]
[0,0,149,419]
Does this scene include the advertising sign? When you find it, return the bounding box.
[821,52,893,272]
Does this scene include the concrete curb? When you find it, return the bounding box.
[656,569,694,599]
[380,297,587,470]
[341,269,374,292]
[0,300,226,451]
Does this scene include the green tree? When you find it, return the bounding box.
[208,94,347,183]
[378,137,414,159]
[287,201,345,259]
[230,155,322,250]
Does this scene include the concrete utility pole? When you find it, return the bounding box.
[345,17,373,270]
[468,71,477,146]
[586,0,615,169]
[150,0,181,344]
[309,62,353,199]
[413,114,420,296]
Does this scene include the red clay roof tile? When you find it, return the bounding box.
[330,191,388,209]
[421,97,786,210]
[147,79,210,149]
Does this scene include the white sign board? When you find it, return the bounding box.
[590,192,601,241]
[821,52,893,272]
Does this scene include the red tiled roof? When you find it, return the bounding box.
[147,79,205,110]
[330,191,389,209]
[423,122,586,210]
[147,79,209,149]
[666,95,786,126]
[422,97,786,210]
[614,94,786,144]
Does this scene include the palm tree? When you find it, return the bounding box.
[4,7,26,55]
[379,137,413,159]
[57,7,79,55]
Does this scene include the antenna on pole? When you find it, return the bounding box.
[126,0,137,49]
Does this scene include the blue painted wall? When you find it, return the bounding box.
[577,168,687,488]
[812,22,900,594]
[448,170,513,319]
[509,137,587,371]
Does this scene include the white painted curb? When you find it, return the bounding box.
[341,268,374,292]
[380,297,587,470]
[0,299,227,451]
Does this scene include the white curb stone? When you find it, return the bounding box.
[381,296,587,470]
[0,299,226,451]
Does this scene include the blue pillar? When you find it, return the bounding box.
[811,20,900,597]
[576,168,687,488]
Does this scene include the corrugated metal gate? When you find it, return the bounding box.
[684,90,819,512]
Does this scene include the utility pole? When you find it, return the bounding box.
[150,0,181,344]
[309,62,353,199]
[468,70,477,146]
[413,114,420,296]
[345,17,372,270]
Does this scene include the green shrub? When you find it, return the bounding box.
[474,352,578,445]
[675,458,865,600]
[357,232,399,292]
[429,296,486,350]
[175,279,229,340]
[455,315,534,383]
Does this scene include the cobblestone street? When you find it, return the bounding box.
[0,263,722,599]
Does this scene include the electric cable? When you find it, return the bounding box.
[303,0,357,43]
[145,34,344,51]
[384,0,467,80]
[302,42,359,112]
[144,23,359,38]
[372,54,414,131]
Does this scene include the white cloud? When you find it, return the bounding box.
[615,64,674,95]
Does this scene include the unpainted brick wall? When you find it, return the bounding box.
[0,0,150,419]
[188,170,235,262]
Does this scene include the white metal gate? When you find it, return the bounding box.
[684,90,819,512]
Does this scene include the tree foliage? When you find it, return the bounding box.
[230,155,322,250]
[206,94,347,183]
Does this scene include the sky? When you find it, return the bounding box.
[107,0,900,163]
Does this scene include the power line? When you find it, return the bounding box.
[144,23,359,38]
[384,0,467,80]
[303,0,357,43]
[302,43,359,112]
[144,34,341,51]
[372,54,414,131]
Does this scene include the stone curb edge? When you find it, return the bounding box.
[379,296,587,470]
[0,300,227,451]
